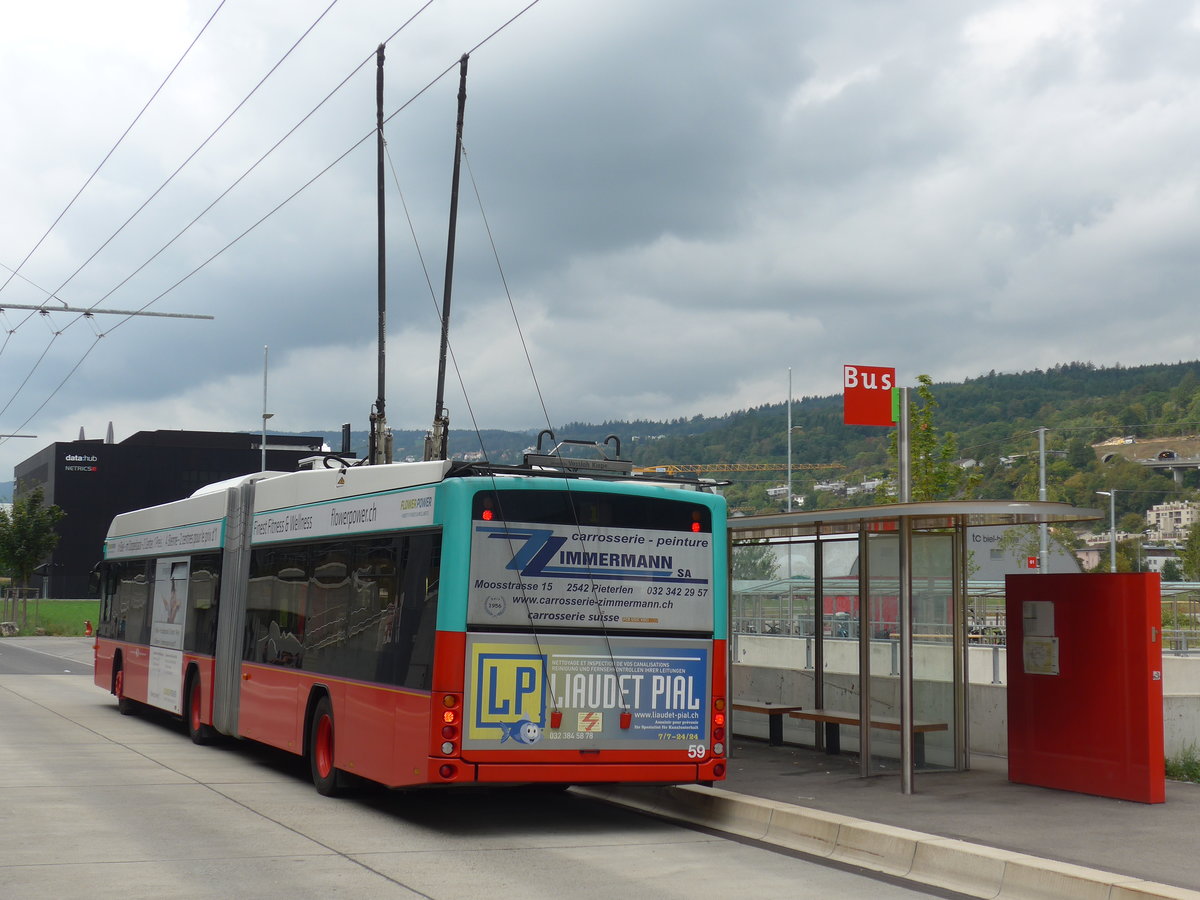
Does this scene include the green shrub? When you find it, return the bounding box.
[1166,744,1200,783]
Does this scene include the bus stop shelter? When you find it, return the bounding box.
[729,500,1101,793]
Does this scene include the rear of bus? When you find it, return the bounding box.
[429,477,728,786]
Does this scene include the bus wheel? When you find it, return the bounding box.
[186,674,217,745]
[114,667,138,716]
[309,696,342,796]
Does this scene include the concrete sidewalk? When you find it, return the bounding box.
[581,740,1200,899]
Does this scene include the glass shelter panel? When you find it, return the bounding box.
[864,533,898,773]
[864,532,957,772]
[912,531,957,769]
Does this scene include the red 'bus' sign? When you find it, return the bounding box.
[843,365,896,426]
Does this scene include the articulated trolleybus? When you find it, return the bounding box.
[94,451,728,794]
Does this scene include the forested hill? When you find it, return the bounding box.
[613,360,1200,518]
[301,359,1200,519]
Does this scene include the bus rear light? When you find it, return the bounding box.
[441,741,456,755]
[713,698,726,712]
[442,694,459,709]
[442,709,459,725]
[441,725,459,740]
[438,763,457,779]
[713,762,726,777]
[713,742,725,756]
[714,727,725,742]
[713,712,726,727]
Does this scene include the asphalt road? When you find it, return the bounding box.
[0,639,961,899]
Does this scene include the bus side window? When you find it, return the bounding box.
[392,533,441,690]
[305,545,351,674]
[246,549,306,667]
[118,562,152,644]
[184,554,220,656]
[345,538,396,684]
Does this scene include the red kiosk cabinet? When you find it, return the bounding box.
[1005,573,1164,804]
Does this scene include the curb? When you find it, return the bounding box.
[575,784,1200,900]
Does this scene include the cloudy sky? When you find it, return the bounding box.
[2,0,1200,478]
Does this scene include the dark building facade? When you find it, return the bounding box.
[14,430,331,598]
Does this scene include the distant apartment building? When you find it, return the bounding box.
[1147,500,1200,540]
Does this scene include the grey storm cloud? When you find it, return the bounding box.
[2,0,1200,478]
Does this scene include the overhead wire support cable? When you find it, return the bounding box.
[0,302,212,320]
[104,1,540,333]
[73,3,438,334]
[3,3,542,450]
[0,0,229,303]
[39,0,343,312]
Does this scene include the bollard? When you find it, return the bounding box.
[84,620,93,637]
[992,643,1002,685]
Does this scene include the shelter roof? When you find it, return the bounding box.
[730,500,1101,541]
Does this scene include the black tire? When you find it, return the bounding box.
[114,665,138,716]
[185,673,217,745]
[308,696,343,796]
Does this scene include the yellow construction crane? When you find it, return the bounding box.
[633,462,842,476]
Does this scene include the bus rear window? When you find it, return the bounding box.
[472,489,711,533]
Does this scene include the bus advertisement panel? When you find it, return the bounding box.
[147,556,189,714]
[463,633,711,752]
[468,522,714,632]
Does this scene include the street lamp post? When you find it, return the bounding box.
[1096,490,1117,573]
[261,346,273,473]
[787,367,792,512]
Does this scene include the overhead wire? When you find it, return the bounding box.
[459,140,634,719]
[0,0,344,431]
[1,1,542,449]
[0,0,229,306]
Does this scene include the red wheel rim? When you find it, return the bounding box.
[190,681,201,732]
[315,715,334,778]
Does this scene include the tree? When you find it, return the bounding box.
[1182,524,1200,581]
[887,375,981,501]
[1118,512,1147,536]
[997,524,1082,570]
[732,541,780,580]
[1161,559,1184,582]
[0,487,66,588]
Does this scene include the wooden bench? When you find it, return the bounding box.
[790,709,948,767]
[732,700,804,746]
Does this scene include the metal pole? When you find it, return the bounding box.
[260,346,270,472]
[1037,427,1048,572]
[955,521,970,770]
[898,387,911,503]
[858,526,871,776]
[787,368,793,512]
[1110,491,1117,573]
[899,513,914,793]
[897,385,914,792]
[813,537,825,751]
[373,44,388,465]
